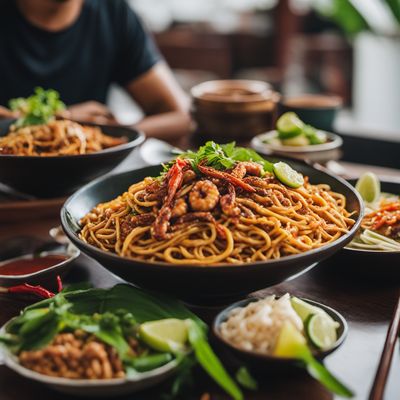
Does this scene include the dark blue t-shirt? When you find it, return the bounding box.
[0,0,161,106]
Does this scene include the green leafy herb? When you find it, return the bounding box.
[186,319,243,400]
[162,354,197,400]
[235,366,258,390]
[171,141,273,175]
[9,87,65,128]
[301,350,354,398]
[127,353,173,372]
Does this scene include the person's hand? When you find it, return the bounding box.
[61,101,119,125]
[0,105,19,120]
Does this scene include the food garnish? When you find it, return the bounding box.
[273,161,304,188]
[264,112,328,147]
[80,141,354,265]
[355,172,381,204]
[0,284,243,400]
[276,112,304,139]
[9,87,65,128]
[219,294,353,397]
[349,173,400,251]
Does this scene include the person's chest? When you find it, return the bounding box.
[0,14,117,106]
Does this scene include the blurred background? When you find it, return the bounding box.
[110,0,400,158]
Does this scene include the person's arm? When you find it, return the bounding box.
[125,62,191,142]
[0,106,18,120]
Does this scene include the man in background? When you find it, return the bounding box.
[0,0,190,142]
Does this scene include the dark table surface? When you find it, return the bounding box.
[1,215,400,400]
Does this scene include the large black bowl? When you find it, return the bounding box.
[0,119,145,198]
[61,162,363,302]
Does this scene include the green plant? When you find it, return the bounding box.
[315,0,400,35]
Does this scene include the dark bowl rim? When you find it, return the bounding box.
[344,179,400,255]
[212,295,348,362]
[0,243,80,280]
[61,161,364,271]
[281,94,343,110]
[0,123,145,160]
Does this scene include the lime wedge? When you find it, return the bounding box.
[291,297,338,327]
[305,314,338,350]
[274,321,307,358]
[282,134,309,147]
[138,318,188,353]
[303,125,327,145]
[355,172,381,203]
[277,112,304,139]
[273,162,304,188]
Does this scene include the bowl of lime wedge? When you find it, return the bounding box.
[213,294,353,398]
[251,112,343,163]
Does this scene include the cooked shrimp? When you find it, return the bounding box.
[183,169,196,184]
[171,198,188,218]
[220,183,240,217]
[152,206,172,240]
[232,162,264,179]
[189,180,220,211]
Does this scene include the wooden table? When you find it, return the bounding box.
[1,212,400,400]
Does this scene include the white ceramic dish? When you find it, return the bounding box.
[0,325,179,397]
[251,130,343,163]
[0,243,80,287]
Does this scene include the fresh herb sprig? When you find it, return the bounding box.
[177,141,273,174]
[161,141,304,188]
[9,87,65,128]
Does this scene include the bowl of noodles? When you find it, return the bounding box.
[0,118,144,198]
[334,177,400,279]
[0,89,144,197]
[61,142,363,302]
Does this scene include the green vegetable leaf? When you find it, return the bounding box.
[299,347,353,397]
[9,87,65,128]
[127,353,173,372]
[186,319,243,400]
[235,366,258,390]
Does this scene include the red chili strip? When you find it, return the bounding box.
[57,275,63,293]
[197,164,256,193]
[7,283,55,299]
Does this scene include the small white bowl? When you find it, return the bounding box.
[251,130,343,163]
[0,243,79,287]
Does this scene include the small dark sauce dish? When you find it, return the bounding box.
[213,296,348,373]
[0,241,80,287]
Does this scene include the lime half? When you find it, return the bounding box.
[139,318,188,353]
[273,162,304,188]
[355,172,381,203]
[277,112,304,139]
[274,321,307,358]
[305,314,338,350]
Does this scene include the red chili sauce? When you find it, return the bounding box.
[0,255,67,276]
